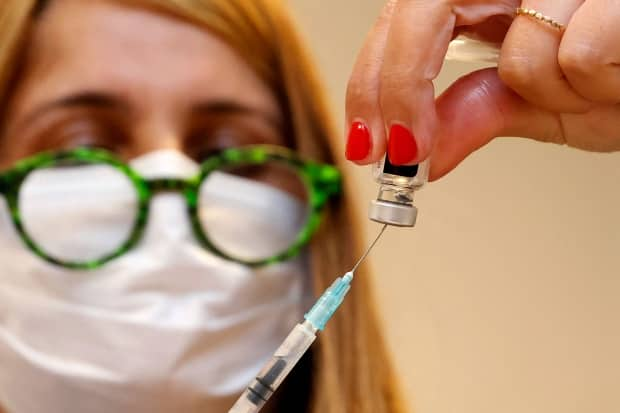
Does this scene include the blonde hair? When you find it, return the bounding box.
[0,1,407,412]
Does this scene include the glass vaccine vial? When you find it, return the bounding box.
[369,156,429,227]
[367,36,490,227]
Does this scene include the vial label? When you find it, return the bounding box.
[383,156,419,178]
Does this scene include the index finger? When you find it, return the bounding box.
[344,0,398,164]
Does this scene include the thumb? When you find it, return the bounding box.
[430,68,562,181]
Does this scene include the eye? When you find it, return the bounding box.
[185,118,283,162]
[28,117,126,154]
[53,121,106,148]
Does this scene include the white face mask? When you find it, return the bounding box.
[0,150,310,413]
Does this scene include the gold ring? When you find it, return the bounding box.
[515,7,565,32]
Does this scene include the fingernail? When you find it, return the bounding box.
[388,124,418,165]
[345,121,372,161]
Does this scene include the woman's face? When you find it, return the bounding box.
[0,0,284,168]
[0,4,306,410]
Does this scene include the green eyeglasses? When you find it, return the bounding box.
[0,145,341,270]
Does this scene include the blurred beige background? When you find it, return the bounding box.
[287,1,620,413]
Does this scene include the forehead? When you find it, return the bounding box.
[11,0,279,120]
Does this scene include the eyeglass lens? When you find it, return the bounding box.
[17,159,311,264]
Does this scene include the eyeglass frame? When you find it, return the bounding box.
[0,145,342,270]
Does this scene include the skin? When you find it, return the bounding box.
[345,0,620,180]
[0,0,285,169]
[0,0,288,410]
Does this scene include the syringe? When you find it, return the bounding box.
[228,224,387,413]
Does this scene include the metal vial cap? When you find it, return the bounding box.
[368,199,418,227]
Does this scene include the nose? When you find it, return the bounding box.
[120,116,184,160]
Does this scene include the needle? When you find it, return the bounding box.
[350,224,388,274]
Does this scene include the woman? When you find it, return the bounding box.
[0,0,405,412]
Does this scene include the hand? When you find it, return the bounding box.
[344,0,620,180]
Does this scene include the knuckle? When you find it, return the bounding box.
[498,53,539,92]
[558,43,602,77]
[378,86,410,115]
[378,65,421,108]
[346,67,380,110]
[381,63,416,90]
[345,78,365,106]
[345,80,372,112]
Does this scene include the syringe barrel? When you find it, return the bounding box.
[228,396,261,413]
[228,321,317,413]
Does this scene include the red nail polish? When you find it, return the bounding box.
[388,124,418,165]
[345,121,372,161]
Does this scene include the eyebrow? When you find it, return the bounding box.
[19,91,283,131]
[191,101,283,130]
[19,92,130,127]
